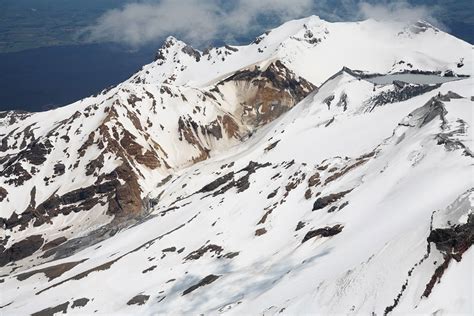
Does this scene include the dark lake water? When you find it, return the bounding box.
[0,43,158,112]
[366,74,467,85]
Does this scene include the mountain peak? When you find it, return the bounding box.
[153,35,190,62]
[409,20,440,34]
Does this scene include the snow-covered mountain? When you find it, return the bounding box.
[0,16,472,315]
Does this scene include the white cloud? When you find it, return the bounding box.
[357,1,439,25]
[83,0,313,47]
[82,0,444,48]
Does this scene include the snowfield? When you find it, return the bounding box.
[0,16,472,315]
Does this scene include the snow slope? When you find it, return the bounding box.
[133,16,472,87]
[0,16,473,315]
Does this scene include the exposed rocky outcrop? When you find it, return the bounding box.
[0,235,44,267]
[219,61,316,127]
[198,172,234,194]
[16,259,87,281]
[422,214,473,298]
[1,162,143,231]
[312,190,353,211]
[0,186,7,202]
[177,115,211,162]
[182,45,201,62]
[184,244,223,261]
[367,82,440,110]
[295,221,306,231]
[427,214,473,261]
[302,224,343,243]
[127,294,150,306]
[41,237,67,251]
[31,302,69,316]
[255,228,267,236]
[182,275,220,295]
[71,298,89,309]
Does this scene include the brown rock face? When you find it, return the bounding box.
[0,58,315,269]
[0,186,7,202]
[2,162,143,231]
[220,60,316,127]
[120,130,143,157]
[32,302,70,316]
[106,163,143,217]
[16,259,87,281]
[2,161,32,186]
[302,224,344,243]
[422,214,473,298]
[22,140,53,165]
[53,163,66,176]
[427,213,473,261]
[177,115,211,162]
[221,115,240,138]
[71,298,90,308]
[42,237,67,251]
[127,294,150,306]
[184,244,223,261]
[0,234,44,266]
[135,150,161,169]
[312,190,353,211]
[255,228,267,236]
[308,172,321,186]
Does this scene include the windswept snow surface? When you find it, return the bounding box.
[133,16,472,87]
[0,16,473,315]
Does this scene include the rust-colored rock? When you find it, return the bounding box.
[221,115,240,139]
[219,60,316,127]
[255,228,267,236]
[107,164,143,217]
[308,172,320,186]
[135,150,161,169]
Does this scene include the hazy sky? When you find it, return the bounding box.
[83,0,444,48]
[1,0,472,53]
